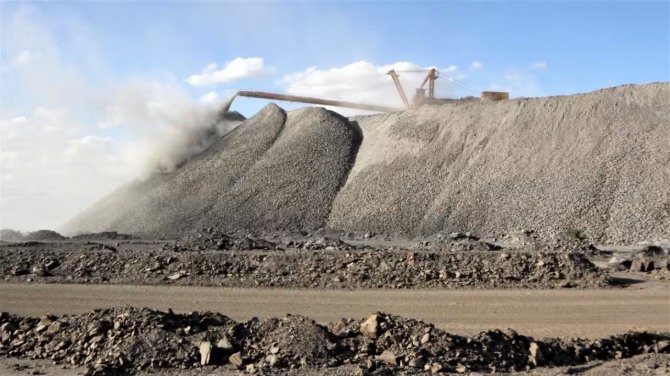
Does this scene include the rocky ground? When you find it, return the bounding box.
[1,307,668,375]
[2,230,669,375]
[1,229,669,289]
[0,230,625,289]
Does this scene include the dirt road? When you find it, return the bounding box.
[1,284,668,338]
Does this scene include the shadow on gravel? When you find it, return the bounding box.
[609,276,646,286]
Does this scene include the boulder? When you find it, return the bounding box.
[529,342,545,366]
[228,352,243,368]
[376,350,397,366]
[631,258,655,272]
[607,256,632,271]
[360,314,380,339]
[199,341,212,365]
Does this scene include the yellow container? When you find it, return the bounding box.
[480,91,510,101]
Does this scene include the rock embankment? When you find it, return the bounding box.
[1,308,668,375]
[1,243,609,288]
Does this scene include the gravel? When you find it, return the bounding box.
[62,103,287,236]
[1,308,668,375]
[62,83,669,244]
[330,82,670,244]
[63,104,361,237]
[0,236,611,289]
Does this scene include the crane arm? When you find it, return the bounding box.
[386,69,411,109]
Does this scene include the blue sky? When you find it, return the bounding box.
[0,0,668,230]
[3,1,669,116]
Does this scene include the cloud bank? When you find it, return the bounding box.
[186,57,276,87]
[0,7,242,231]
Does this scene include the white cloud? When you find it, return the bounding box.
[0,107,129,230]
[199,91,219,103]
[186,57,276,87]
[280,61,468,115]
[530,61,547,70]
[10,116,27,124]
[15,50,40,64]
[1,7,242,231]
[471,61,482,69]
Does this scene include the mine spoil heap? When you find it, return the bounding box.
[63,82,670,244]
[1,308,669,375]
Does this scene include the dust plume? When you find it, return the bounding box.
[111,90,244,178]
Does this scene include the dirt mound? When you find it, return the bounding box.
[0,243,611,288]
[24,230,66,241]
[63,104,361,237]
[1,229,67,242]
[0,229,24,242]
[62,83,669,244]
[1,308,668,375]
[330,83,670,244]
[71,232,137,241]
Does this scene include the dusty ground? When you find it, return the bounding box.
[1,230,668,375]
[1,284,669,338]
[2,353,669,375]
[1,307,668,375]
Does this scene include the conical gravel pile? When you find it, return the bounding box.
[63,104,360,236]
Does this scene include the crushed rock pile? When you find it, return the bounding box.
[0,244,610,288]
[63,104,361,237]
[1,308,668,375]
[61,83,669,244]
[72,232,137,241]
[330,83,670,244]
[165,228,358,252]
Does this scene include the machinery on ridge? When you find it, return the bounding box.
[228,68,509,114]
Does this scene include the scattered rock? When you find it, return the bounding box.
[608,256,632,271]
[376,350,397,366]
[168,272,183,280]
[229,351,243,368]
[0,308,668,375]
[0,241,615,289]
[199,341,212,365]
[217,336,233,351]
[529,342,545,366]
[31,266,51,277]
[631,258,655,273]
[641,245,668,258]
[360,314,380,339]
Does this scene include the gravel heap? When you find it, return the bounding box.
[0,230,66,242]
[330,83,670,244]
[165,228,278,252]
[72,232,137,241]
[62,83,668,244]
[1,308,668,375]
[62,103,286,236]
[0,244,610,288]
[165,228,361,252]
[63,104,361,237]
